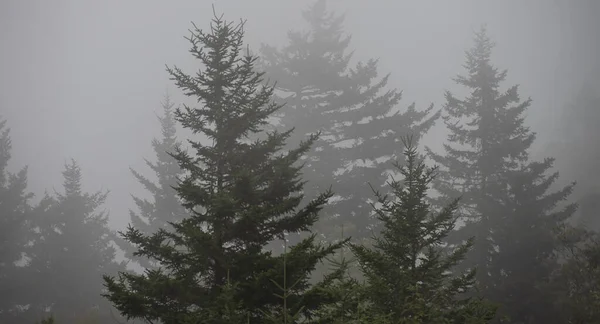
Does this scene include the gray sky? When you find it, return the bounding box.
[1,0,598,230]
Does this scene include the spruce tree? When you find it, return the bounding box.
[259,0,438,244]
[350,136,496,323]
[549,83,600,229]
[116,92,187,270]
[24,160,125,322]
[0,118,33,321]
[427,27,576,323]
[103,11,344,323]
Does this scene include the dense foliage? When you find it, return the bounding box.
[23,161,126,323]
[102,11,345,324]
[426,27,576,323]
[260,0,438,245]
[350,137,496,323]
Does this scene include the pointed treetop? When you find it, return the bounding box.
[303,0,345,35]
[154,89,178,148]
[457,25,506,90]
[469,25,495,61]
[61,159,83,197]
[104,9,345,322]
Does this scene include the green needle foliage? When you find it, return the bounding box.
[103,8,344,324]
[350,136,497,323]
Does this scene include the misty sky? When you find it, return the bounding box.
[1,0,599,231]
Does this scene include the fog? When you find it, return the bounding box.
[1,0,597,231]
[2,0,600,322]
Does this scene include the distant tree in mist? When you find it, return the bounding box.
[350,137,496,323]
[259,0,438,245]
[553,226,600,324]
[549,83,600,229]
[427,26,576,323]
[103,11,345,323]
[24,161,125,323]
[0,118,34,322]
[115,92,188,271]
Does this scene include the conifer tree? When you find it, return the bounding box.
[116,92,187,270]
[554,226,600,324]
[259,0,438,243]
[103,11,345,323]
[0,118,33,321]
[350,137,497,323]
[427,27,575,323]
[25,160,125,323]
[549,83,600,229]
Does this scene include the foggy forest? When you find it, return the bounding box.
[2,0,600,323]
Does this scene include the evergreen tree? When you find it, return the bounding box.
[0,118,33,321]
[259,0,438,243]
[350,136,496,323]
[116,92,187,270]
[490,158,575,323]
[547,83,600,229]
[24,160,125,323]
[554,226,600,324]
[103,11,345,323]
[427,27,576,323]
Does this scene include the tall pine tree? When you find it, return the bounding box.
[259,0,438,243]
[116,92,187,270]
[103,11,345,323]
[0,118,33,322]
[350,137,496,323]
[427,26,576,323]
[24,160,125,323]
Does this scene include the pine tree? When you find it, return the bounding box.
[549,83,600,229]
[24,160,125,322]
[427,26,575,323]
[103,11,345,323]
[116,92,187,270]
[350,136,496,323]
[0,118,33,321]
[259,0,438,244]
